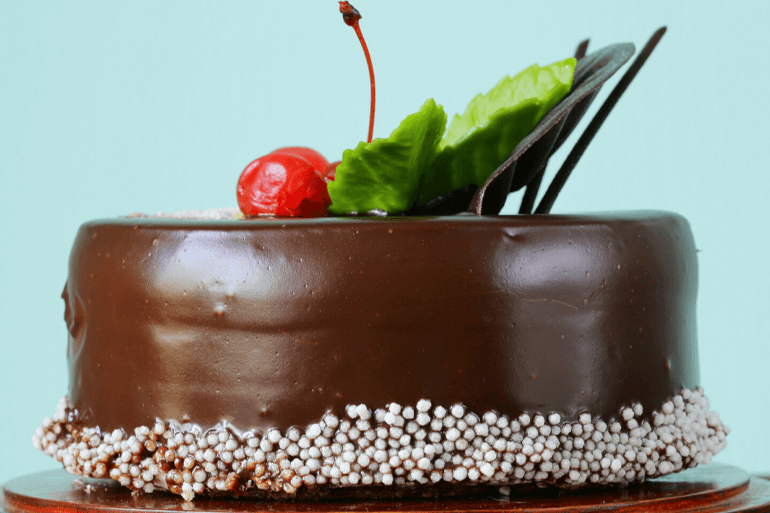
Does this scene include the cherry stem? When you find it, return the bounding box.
[339,1,375,143]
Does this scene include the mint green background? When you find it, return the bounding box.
[1,1,768,485]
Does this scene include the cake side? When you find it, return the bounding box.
[63,211,699,432]
[33,211,727,500]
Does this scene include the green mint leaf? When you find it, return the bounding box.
[418,58,576,203]
[328,99,447,214]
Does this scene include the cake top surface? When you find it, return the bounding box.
[112,209,686,229]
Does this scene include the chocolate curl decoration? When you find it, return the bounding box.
[410,40,636,216]
[468,42,635,215]
[535,27,667,214]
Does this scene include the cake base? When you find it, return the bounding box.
[5,464,770,512]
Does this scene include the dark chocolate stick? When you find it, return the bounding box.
[519,167,545,214]
[519,39,592,214]
[535,27,667,214]
[575,39,590,60]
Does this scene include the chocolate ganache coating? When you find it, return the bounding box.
[64,211,698,433]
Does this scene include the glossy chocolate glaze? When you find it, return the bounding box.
[64,211,699,432]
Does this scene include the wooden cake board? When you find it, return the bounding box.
[4,463,770,512]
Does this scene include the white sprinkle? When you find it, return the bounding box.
[416,399,431,412]
[388,403,402,415]
[356,404,371,420]
[483,412,497,425]
[323,412,340,429]
[34,391,729,497]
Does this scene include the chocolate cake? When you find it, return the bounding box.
[33,211,728,500]
[33,24,728,502]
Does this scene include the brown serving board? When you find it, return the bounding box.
[4,463,770,512]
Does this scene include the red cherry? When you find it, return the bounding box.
[237,152,331,218]
[271,147,329,174]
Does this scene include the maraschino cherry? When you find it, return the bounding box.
[237,152,331,218]
[236,2,376,217]
[272,146,330,175]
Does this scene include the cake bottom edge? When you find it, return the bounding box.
[33,388,729,501]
